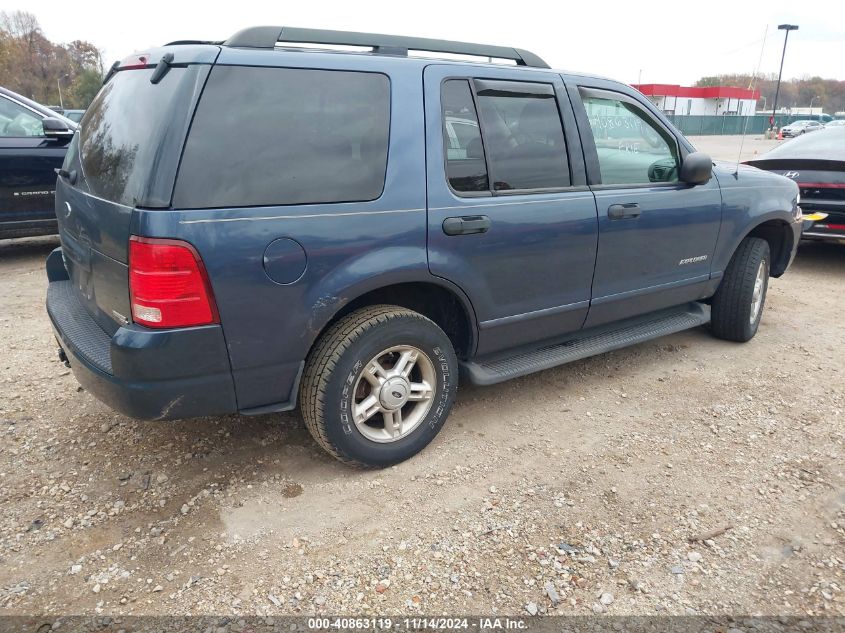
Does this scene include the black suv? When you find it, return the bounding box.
[0,87,76,239]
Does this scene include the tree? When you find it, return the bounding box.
[694,73,845,115]
[0,10,104,109]
[69,69,103,109]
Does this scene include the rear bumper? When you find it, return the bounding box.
[801,207,845,244]
[802,229,845,244]
[46,251,238,420]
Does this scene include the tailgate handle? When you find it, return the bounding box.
[608,203,641,220]
[443,215,491,236]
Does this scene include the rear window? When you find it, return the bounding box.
[173,66,391,209]
[79,65,209,207]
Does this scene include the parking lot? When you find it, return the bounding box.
[1,161,843,617]
[687,134,785,162]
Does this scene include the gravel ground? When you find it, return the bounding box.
[0,232,843,618]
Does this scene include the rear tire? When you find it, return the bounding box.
[299,305,458,467]
[710,237,770,342]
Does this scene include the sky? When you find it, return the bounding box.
[9,0,845,86]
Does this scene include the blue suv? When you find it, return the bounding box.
[46,27,802,466]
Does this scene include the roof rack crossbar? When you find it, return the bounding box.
[223,26,549,69]
[165,39,224,46]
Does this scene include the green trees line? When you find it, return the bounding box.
[0,10,103,110]
[696,73,845,115]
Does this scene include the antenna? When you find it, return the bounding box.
[735,25,769,175]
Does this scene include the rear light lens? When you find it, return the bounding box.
[129,236,219,329]
[119,53,151,69]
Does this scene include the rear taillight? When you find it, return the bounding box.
[119,53,151,69]
[128,236,219,329]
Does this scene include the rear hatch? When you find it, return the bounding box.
[55,45,217,335]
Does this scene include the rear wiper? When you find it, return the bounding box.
[150,53,175,84]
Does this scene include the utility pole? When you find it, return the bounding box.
[771,24,798,131]
[57,73,69,111]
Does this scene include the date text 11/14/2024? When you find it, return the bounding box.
[306,618,528,630]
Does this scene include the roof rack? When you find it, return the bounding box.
[165,39,224,46]
[223,26,550,69]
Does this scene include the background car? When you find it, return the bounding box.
[61,109,85,123]
[823,119,845,128]
[745,127,845,244]
[781,119,824,137]
[0,87,76,239]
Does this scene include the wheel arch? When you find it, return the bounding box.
[742,218,796,277]
[717,214,796,280]
[307,278,479,360]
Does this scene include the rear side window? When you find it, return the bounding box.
[442,80,488,193]
[441,79,570,194]
[475,81,570,191]
[79,65,209,206]
[174,66,390,208]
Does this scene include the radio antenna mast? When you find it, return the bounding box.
[736,25,769,175]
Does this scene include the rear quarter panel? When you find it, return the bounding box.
[134,51,432,411]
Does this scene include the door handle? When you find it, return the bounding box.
[608,203,641,220]
[442,215,491,236]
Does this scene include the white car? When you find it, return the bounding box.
[781,120,824,137]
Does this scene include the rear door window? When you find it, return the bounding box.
[441,79,488,193]
[474,81,570,191]
[173,66,391,208]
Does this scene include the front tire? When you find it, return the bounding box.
[300,305,458,467]
[710,237,770,342]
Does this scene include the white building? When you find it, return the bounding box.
[632,84,760,116]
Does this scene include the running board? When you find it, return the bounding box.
[461,303,710,386]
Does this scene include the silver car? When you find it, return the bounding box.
[781,119,824,137]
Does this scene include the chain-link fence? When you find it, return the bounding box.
[664,114,833,136]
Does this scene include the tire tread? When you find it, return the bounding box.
[710,237,769,342]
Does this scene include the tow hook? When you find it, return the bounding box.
[57,347,70,368]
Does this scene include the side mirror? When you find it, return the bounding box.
[680,151,713,186]
[42,117,74,139]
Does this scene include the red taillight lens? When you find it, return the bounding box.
[119,53,151,69]
[128,237,219,329]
